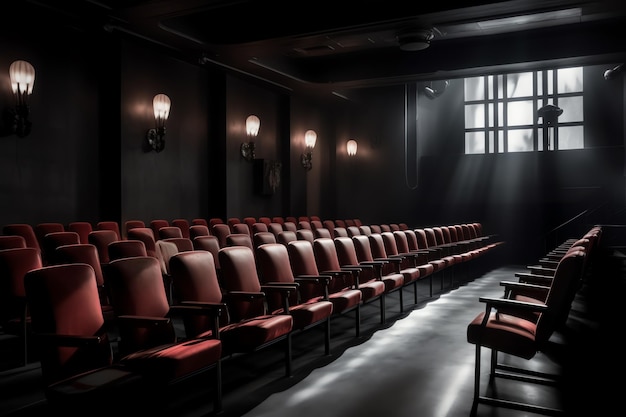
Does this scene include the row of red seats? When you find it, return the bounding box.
[466,225,601,416]
[0,218,503,413]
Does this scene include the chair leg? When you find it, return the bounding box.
[471,343,481,417]
[355,304,361,337]
[285,333,292,377]
[413,281,418,305]
[324,317,331,355]
[214,360,223,414]
[399,287,404,312]
[379,295,386,323]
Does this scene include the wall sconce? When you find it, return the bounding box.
[347,139,358,156]
[146,93,171,153]
[5,60,35,137]
[301,129,317,170]
[241,114,260,161]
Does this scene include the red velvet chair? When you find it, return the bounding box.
[252,243,334,355]
[67,221,93,244]
[0,247,42,366]
[101,257,224,413]
[217,246,295,376]
[212,223,231,248]
[3,223,41,253]
[107,239,148,262]
[88,229,119,265]
[123,220,145,239]
[158,226,184,239]
[314,237,386,325]
[189,224,210,240]
[335,236,404,320]
[287,240,362,337]
[54,243,115,324]
[467,249,586,416]
[96,221,122,241]
[41,231,80,265]
[171,218,190,238]
[149,219,169,239]
[0,235,27,250]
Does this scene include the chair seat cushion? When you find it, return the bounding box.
[328,289,361,313]
[416,263,435,276]
[358,280,386,301]
[121,338,222,381]
[289,300,334,330]
[398,269,419,285]
[467,311,538,360]
[221,314,293,353]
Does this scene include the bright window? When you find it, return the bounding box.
[464,67,584,153]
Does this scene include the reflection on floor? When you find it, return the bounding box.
[1,247,622,417]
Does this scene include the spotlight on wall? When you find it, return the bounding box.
[146,93,171,152]
[301,129,317,170]
[604,63,624,80]
[424,80,449,99]
[346,139,358,156]
[241,114,260,161]
[5,60,35,137]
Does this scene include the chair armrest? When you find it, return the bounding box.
[35,333,103,347]
[478,296,548,312]
[117,315,171,327]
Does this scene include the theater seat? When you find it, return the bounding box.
[466,249,586,416]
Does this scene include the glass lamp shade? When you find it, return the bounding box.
[9,60,35,96]
[305,130,317,149]
[153,94,171,126]
[347,139,358,156]
[246,115,260,136]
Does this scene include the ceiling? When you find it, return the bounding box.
[17,0,626,99]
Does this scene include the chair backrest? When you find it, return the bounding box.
[335,220,346,228]
[310,220,323,231]
[358,225,372,236]
[161,237,194,252]
[381,232,401,256]
[88,229,119,264]
[232,223,251,236]
[104,256,176,355]
[393,230,411,254]
[285,216,298,225]
[253,231,277,248]
[150,219,170,239]
[193,235,222,271]
[256,243,298,310]
[283,221,297,232]
[313,238,343,272]
[536,249,586,342]
[287,240,319,276]
[322,220,335,235]
[345,219,356,227]
[218,246,266,321]
[35,223,66,249]
[370,225,382,234]
[298,220,312,230]
[126,228,159,259]
[124,220,146,238]
[169,251,226,334]
[268,223,284,236]
[414,228,429,249]
[42,231,80,264]
[296,228,315,244]
[0,247,43,324]
[171,219,191,238]
[67,221,93,244]
[0,235,27,250]
[96,221,122,241]
[314,227,332,239]
[108,240,148,262]
[243,217,256,231]
[272,217,285,225]
[380,224,391,232]
[334,236,360,267]
[55,243,105,287]
[252,222,269,234]
[258,217,272,226]
[192,218,209,227]
[368,233,389,259]
[352,235,376,262]
[333,227,348,238]
[277,231,298,246]
[189,225,210,240]
[225,234,254,252]
[158,226,184,239]
[3,223,40,251]
[24,263,112,385]
[404,229,420,251]
[212,223,231,248]
[346,226,361,237]
[209,218,224,228]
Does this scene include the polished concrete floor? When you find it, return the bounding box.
[1,247,622,417]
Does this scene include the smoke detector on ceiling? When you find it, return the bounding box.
[397,28,434,51]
